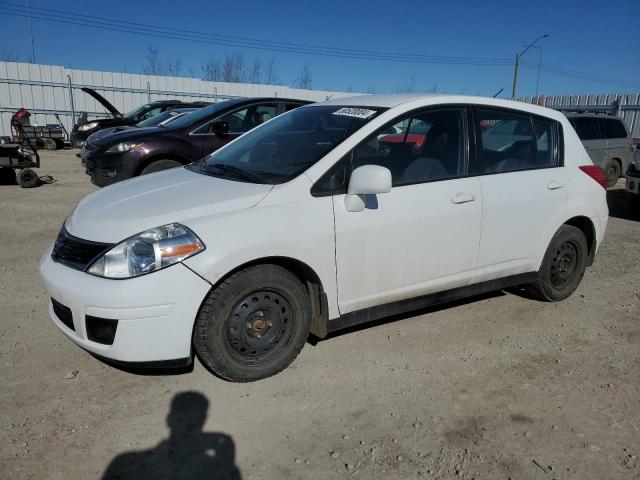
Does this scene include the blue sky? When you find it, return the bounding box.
[1,0,639,97]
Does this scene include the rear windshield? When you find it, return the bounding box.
[189,105,385,184]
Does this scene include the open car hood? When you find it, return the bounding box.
[81,87,122,118]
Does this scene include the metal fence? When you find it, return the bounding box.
[0,61,356,138]
[517,93,640,138]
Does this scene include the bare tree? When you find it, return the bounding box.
[167,58,183,77]
[202,58,222,81]
[142,46,165,75]
[249,59,262,84]
[293,65,312,90]
[263,57,279,85]
[221,54,246,83]
[142,46,182,77]
[0,50,20,62]
[366,85,376,94]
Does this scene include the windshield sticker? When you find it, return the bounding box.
[332,107,377,119]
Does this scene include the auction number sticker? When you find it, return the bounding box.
[332,107,377,119]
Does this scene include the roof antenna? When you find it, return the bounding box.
[492,88,504,98]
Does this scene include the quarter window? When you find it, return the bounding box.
[352,108,466,187]
[599,118,627,139]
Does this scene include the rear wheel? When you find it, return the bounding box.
[43,138,57,150]
[604,159,621,188]
[140,159,181,176]
[524,225,588,301]
[194,265,310,382]
[17,168,40,188]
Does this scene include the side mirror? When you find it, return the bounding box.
[345,165,392,212]
[211,121,230,136]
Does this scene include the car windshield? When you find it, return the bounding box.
[167,101,242,130]
[122,104,152,120]
[188,105,384,184]
[136,110,184,128]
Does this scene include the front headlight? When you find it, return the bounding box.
[87,223,204,279]
[78,122,99,132]
[106,142,144,154]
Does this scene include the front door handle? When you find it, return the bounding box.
[451,192,476,204]
[547,180,566,190]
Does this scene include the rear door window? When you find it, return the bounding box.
[573,117,601,140]
[472,108,560,174]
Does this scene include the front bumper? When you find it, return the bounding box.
[625,167,640,195]
[81,148,140,187]
[39,245,211,363]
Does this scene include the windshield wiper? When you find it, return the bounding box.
[205,163,264,183]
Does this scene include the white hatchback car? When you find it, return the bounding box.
[40,94,609,382]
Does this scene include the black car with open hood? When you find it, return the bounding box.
[70,87,210,147]
[81,97,311,187]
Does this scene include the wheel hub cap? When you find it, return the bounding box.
[225,291,295,361]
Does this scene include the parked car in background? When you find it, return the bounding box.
[624,144,640,199]
[40,94,608,382]
[81,97,311,186]
[86,108,199,144]
[70,87,210,147]
[565,113,634,187]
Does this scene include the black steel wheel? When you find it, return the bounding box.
[225,290,296,363]
[525,224,588,301]
[194,264,310,382]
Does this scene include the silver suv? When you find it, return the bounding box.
[565,113,633,187]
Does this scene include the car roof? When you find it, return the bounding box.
[311,94,567,121]
[563,112,623,120]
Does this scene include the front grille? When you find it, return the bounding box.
[51,226,113,271]
[51,298,74,331]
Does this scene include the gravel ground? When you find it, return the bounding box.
[1,150,639,480]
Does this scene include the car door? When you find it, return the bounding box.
[192,103,279,157]
[471,107,568,279]
[572,117,606,168]
[331,107,483,314]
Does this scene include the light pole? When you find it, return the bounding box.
[511,34,549,99]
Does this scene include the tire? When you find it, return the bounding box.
[604,159,621,188]
[194,264,310,382]
[524,225,589,302]
[43,138,57,150]
[17,168,41,188]
[140,159,182,176]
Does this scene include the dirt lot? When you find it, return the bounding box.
[1,149,639,480]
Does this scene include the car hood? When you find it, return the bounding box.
[90,126,166,146]
[89,125,137,142]
[65,167,273,243]
[81,87,122,118]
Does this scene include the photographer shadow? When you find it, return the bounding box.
[102,391,241,480]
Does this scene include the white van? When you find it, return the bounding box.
[40,95,609,382]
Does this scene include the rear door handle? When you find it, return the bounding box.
[546,180,566,190]
[451,192,476,204]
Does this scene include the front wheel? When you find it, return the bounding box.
[140,159,182,176]
[194,265,310,382]
[524,225,588,302]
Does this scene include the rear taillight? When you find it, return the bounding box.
[579,165,607,189]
